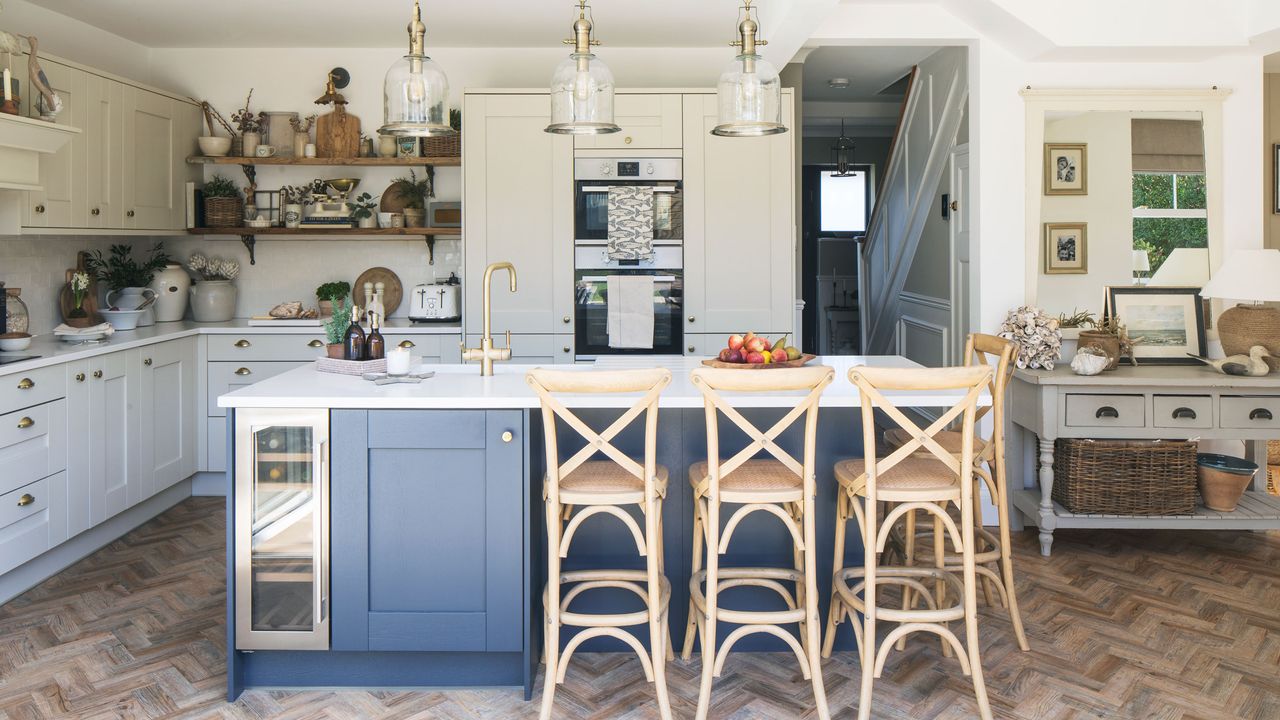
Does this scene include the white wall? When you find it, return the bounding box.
[0,0,152,82]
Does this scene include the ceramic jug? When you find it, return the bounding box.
[190,280,237,322]
[148,263,191,322]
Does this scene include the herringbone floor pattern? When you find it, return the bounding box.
[0,497,1276,719]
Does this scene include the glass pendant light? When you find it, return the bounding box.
[713,0,786,137]
[546,1,619,135]
[832,120,857,177]
[379,1,454,138]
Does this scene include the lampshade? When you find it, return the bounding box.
[1149,248,1209,286]
[713,1,786,137]
[546,1,619,135]
[1199,249,1280,302]
[1131,250,1150,273]
[379,1,454,138]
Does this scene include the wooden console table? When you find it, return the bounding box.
[1008,365,1280,556]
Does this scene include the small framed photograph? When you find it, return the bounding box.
[396,137,419,158]
[1044,143,1087,195]
[1043,222,1087,274]
[1106,286,1206,364]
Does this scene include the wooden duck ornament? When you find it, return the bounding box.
[1188,345,1272,376]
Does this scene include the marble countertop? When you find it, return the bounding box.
[0,319,461,376]
[218,355,988,410]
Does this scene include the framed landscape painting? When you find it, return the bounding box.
[1043,222,1088,274]
[1044,143,1088,195]
[1106,286,1206,364]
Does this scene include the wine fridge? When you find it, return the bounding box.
[234,408,330,650]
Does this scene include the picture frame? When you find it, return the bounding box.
[1043,222,1088,274]
[1044,142,1088,195]
[1105,286,1206,364]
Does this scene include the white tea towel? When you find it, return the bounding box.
[53,322,114,337]
[607,276,655,349]
[607,186,655,261]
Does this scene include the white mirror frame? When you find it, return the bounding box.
[1022,88,1229,312]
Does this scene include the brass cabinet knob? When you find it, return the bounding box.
[75,373,85,382]
[398,340,416,349]
[562,346,571,353]
[687,315,695,323]
[143,358,153,366]
[17,377,33,390]
[624,136,633,145]
[501,431,514,443]
[949,200,959,212]
[234,339,251,348]
[688,345,695,353]
[34,204,45,214]
[127,209,135,218]
[91,207,101,216]
[562,316,571,324]
[93,370,103,379]
[307,339,324,348]
[17,417,34,429]
[234,367,252,376]
[17,494,34,507]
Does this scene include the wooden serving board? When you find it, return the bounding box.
[352,267,403,317]
[701,353,817,370]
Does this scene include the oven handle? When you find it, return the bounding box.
[581,275,677,282]
[581,186,678,193]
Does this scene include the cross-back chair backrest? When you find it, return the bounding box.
[526,368,671,497]
[849,365,992,493]
[689,366,835,494]
[964,333,1016,458]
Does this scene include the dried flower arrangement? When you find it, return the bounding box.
[188,253,241,282]
[998,305,1062,370]
[289,113,317,134]
[231,89,267,134]
[282,185,319,206]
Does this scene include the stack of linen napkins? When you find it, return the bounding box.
[53,322,115,338]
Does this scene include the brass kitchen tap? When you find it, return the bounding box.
[461,262,517,376]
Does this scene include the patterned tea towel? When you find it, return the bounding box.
[607,186,655,261]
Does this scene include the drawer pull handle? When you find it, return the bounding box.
[1250,408,1274,421]
[17,417,34,429]
[234,339,251,348]
[16,494,34,507]
[1172,407,1197,420]
[501,431,514,443]
[235,367,252,376]
[17,378,33,390]
[398,340,415,349]
[93,370,103,379]
[75,373,85,382]
[1095,406,1119,419]
[307,339,324,348]
[143,358,153,366]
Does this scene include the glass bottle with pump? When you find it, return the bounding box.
[343,305,366,360]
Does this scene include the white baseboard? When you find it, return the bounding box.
[0,479,194,606]
[190,472,227,497]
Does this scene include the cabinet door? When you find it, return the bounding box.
[24,60,83,228]
[331,410,524,652]
[138,338,197,499]
[122,87,177,230]
[65,361,92,537]
[89,351,139,523]
[463,93,573,335]
[573,93,682,150]
[172,100,202,230]
[82,74,124,229]
[682,92,795,336]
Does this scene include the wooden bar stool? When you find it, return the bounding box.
[527,367,674,720]
[825,365,994,720]
[881,333,1029,652]
[683,366,835,720]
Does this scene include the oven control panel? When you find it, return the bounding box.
[577,157,682,182]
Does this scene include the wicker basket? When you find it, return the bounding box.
[1051,438,1198,515]
[315,356,387,376]
[420,133,460,157]
[204,197,243,228]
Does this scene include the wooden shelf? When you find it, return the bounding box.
[187,156,459,167]
[1013,489,1280,529]
[189,226,460,237]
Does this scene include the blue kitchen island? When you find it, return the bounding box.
[219,357,973,701]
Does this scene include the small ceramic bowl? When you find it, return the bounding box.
[0,334,32,351]
[198,136,232,157]
[246,218,272,228]
[99,308,145,331]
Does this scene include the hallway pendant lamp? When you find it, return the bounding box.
[832,119,857,176]
[379,1,454,138]
[713,0,786,137]
[546,1,619,135]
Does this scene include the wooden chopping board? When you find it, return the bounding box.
[316,107,360,159]
[701,353,817,370]
[352,267,402,317]
[58,251,102,327]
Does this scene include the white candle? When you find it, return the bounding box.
[2,69,11,102]
[387,347,412,376]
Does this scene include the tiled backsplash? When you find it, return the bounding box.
[0,236,121,335]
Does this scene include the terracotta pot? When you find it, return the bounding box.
[403,208,426,228]
[1197,453,1258,511]
[1077,331,1120,370]
[318,299,334,317]
[326,343,345,359]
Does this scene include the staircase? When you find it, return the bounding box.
[859,47,969,355]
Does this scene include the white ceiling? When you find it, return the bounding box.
[22,0,746,49]
[801,45,937,102]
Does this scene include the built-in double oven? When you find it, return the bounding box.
[573,157,684,359]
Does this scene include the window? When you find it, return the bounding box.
[1132,172,1207,274]
[819,169,870,235]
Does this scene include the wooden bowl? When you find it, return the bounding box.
[701,353,817,370]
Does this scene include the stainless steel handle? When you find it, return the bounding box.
[1250,408,1274,421]
[581,275,676,282]
[580,186,677,193]
[16,378,33,390]
[17,416,34,429]
[75,373,85,382]
[1172,407,1197,420]
[34,204,45,214]
[501,431,514,443]
[398,340,416,349]
[1096,406,1119,419]
[127,210,135,218]
[562,316,571,324]
[93,370,103,379]
[307,339,324,348]
[235,367,252,376]
[143,358,153,366]
[234,339,251,348]
[91,207,101,216]
[17,493,34,507]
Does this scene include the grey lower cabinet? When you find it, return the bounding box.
[330,409,526,653]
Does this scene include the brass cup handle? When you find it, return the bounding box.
[398,340,415,349]
[91,207,101,216]
[307,339,324,348]
[17,378,34,390]
[93,370,103,379]
[75,373,86,382]
[17,494,34,507]
[17,417,34,429]
[234,367,252,376]
[234,339,251,348]
[143,358,153,366]
[501,431,514,443]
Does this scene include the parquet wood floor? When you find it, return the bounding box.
[0,498,1276,719]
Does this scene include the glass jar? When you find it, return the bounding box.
[5,288,29,335]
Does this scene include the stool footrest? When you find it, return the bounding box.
[833,566,966,623]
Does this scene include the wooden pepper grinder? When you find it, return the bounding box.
[314,69,360,159]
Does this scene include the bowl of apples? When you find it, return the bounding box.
[702,332,815,369]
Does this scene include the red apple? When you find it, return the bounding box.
[727,334,744,351]
[745,337,766,354]
[746,351,766,364]
[759,337,772,352]
[726,349,744,363]
[771,348,789,364]
[718,348,733,362]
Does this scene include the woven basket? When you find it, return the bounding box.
[1051,438,1198,515]
[315,356,387,376]
[1268,439,1280,466]
[1268,465,1279,496]
[420,133,460,157]
[1217,304,1280,372]
[204,197,243,228]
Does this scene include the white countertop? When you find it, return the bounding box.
[218,355,989,410]
[0,319,461,376]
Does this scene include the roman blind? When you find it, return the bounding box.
[1131,119,1205,173]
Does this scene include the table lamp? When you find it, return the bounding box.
[1132,249,1150,285]
[1200,249,1280,371]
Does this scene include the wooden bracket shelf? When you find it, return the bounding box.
[188,226,461,265]
[187,156,460,167]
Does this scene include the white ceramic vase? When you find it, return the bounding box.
[241,131,261,158]
[190,280,237,322]
[148,263,191,322]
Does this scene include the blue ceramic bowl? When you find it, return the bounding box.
[1196,453,1258,475]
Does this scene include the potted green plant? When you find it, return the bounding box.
[383,169,433,227]
[322,296,351,358]
[204,174,243,228]
[315,280,351,318]
[349,193,379,229]
[85,243,171,329]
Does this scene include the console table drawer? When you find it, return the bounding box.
[1065,394,1145,428]
[1220,396,1280,430]
[1153,395,1212,429]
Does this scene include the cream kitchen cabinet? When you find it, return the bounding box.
[81,72,125,229]
[137,337,197,499]
[122,86,190,230]
[573,93,682,150]
[20,58,82,228]
[681,91,796,337]
[463,92,574,336]
[66,350,139,526]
